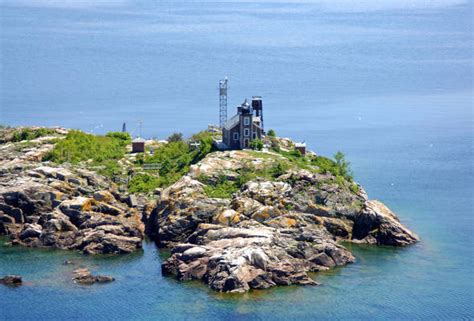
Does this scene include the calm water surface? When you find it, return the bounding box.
[0,1,473,320]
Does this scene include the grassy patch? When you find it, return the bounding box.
[203,181,239,198]
[198,174,239,198]
[11,128,57,142]
[198,160,291,198]
[43,130,130,176]
[139,131,215,188]
[128,173,161,193]
[350,183,360,194]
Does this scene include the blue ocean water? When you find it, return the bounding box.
[0,1,473,320]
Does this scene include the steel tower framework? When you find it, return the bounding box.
[219,78,228,128]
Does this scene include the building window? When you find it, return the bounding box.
[244,128,250,137]
[252,132,257,139]
[244,117,250,126]
[233,132,239,141]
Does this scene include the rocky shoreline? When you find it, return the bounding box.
[0,127,418,292]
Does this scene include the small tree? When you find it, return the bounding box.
[267,129,276,137]
[249,139,264,151]
[167,132,183,143]
[334,151,352,181]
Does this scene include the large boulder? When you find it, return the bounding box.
[162,223,354,292]
[352,200,419,246]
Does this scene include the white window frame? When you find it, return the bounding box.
[233,132,239,141]
[244,128,250,137]
[244,117,250,126]
[252,132,257,139]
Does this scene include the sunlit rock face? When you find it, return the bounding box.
[0,128,144,255]
[151,150,418,292]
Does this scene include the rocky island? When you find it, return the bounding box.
[0,126,418,292]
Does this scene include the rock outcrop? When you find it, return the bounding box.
[72,268,114,284]
[162,222,354,292]
[0,130,144,255]
[0,127,418,293]
[151,151,418,292]
[0,275,22,286]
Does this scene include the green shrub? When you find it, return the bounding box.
[106,132,131,145]
[98,160,123,178]
[201,174,239,198]
[167,132,183,143]
[135,153,145,165]
[269,161,289,178]
[128,173,160,193]
[141,131,215,188]
[249,139,264,151]
[203,181,238,198]
[311,156,339,176]
[235,166,258,187]
[12,128,57,142]
[267,129,276,137]
[350,183,360,194]
[43,130,127,166]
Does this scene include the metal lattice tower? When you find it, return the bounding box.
[219,77,228,128]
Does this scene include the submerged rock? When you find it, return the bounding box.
[0,275,22,286]
[72,268,114,284]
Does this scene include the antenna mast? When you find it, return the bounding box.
[219,77,228,128]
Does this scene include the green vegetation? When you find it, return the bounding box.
[269,161,289,177]
[134,131,215,191]
[272,149,353,182]
[128,173,160,193]
[350,183,360,194]
[167,132,183,143]
[200,175,239,198]
[106,131,132,144]
[262,148,356,193]
[44,130,129,164]
[42,129,215,193]
[43,130,129,177]
[198,160,291,198]
[12,128,57,142]
[39,126,357,197]
[249,139,263,151]
[334,151,352,180]
[277,149,312,171]
[267,129,276,137]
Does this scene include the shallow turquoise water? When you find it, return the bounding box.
[0,1,473,320]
